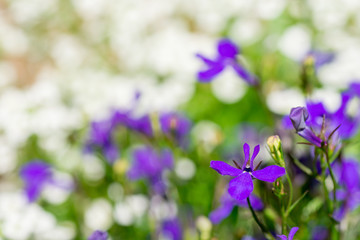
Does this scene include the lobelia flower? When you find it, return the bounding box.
[88,230,108,240]
[127,146,174,194]
[210,143,285,201]
[277,227,299,240]
[332,160,360,221]
[289,106,323,147]
[209,192,263,224]
[196,39,258,85]
[160,218,183,240]
[287,82,360,147]
[159,112,191,147]
[20,160,72,202]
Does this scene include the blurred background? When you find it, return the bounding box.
[1,0,360,239]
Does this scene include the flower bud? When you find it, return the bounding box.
[290,107,309,132]
[267,135,285,168]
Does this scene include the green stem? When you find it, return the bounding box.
[286,173,293,212]
[324,150,337,207]
[247,198,274,239]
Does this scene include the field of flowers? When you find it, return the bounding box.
[1,0,360,239]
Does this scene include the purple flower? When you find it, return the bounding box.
[88,230,108,240]
[277,227,299,240]
[289,107,323,147]
[210,143,285,201]
[20,161,53,202]
[209,192,263,224]
[196,39,258,85]
[303,50,335,70]
[128,146,174,194]
[160,218,183,240]
[160,112,191,147]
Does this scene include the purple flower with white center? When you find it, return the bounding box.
[277,227,299,240]
[210,143,285,201]
[196,39,258,85]
[303,50,335,70]
[88,230,108,240]
[128,146,174,194]
[209,192,263,224]
[160,218,183,240]
[160,112,191,147]
[331,160,360,221]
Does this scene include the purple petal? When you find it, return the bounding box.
[231,62,258,85]
[197,64,225,82]
[290,107,309,132]
[196,53,218,66]
[242,143,250,169]
[209,203,235,224]
[104,144,119,164]
[282,116,293,129]
[161,218,182,240]
[276,235,287,240]
[252,165,285,182]
[210,161,242,176]
[297,128,323,147]
[88,230,108,240]
[288,227,299,240]
[341,160,360,191]
[217,39,238,58]
[250,145,260,170]
[228,172,253,201]
[333,205,346,222]
[248,194,264,210]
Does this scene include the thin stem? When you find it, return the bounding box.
[324,150,337,206]
[247,197,273,239]
[286,173,293,212]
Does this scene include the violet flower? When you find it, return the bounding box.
[210,143,285,201]
[289,107,323,147]
[160,112,191,147]
[209,192,264,224]
[196,39,258,85]
[277,227,299,240]
[128,146,174,194]
[160,218,183,240]
[88,230,108,240]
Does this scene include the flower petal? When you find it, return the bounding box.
[250,145,260,170]
[252,165,285,182]
[197,64,225,82]
[196,53,218,66]
[210,161,242,176]
[242,143,250,169]
[276,235,287,240]
[209,203,235,224]
[288,227,299,240]
[217,39,238,58]
[228,172,253,201]
[231,63,257,85]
